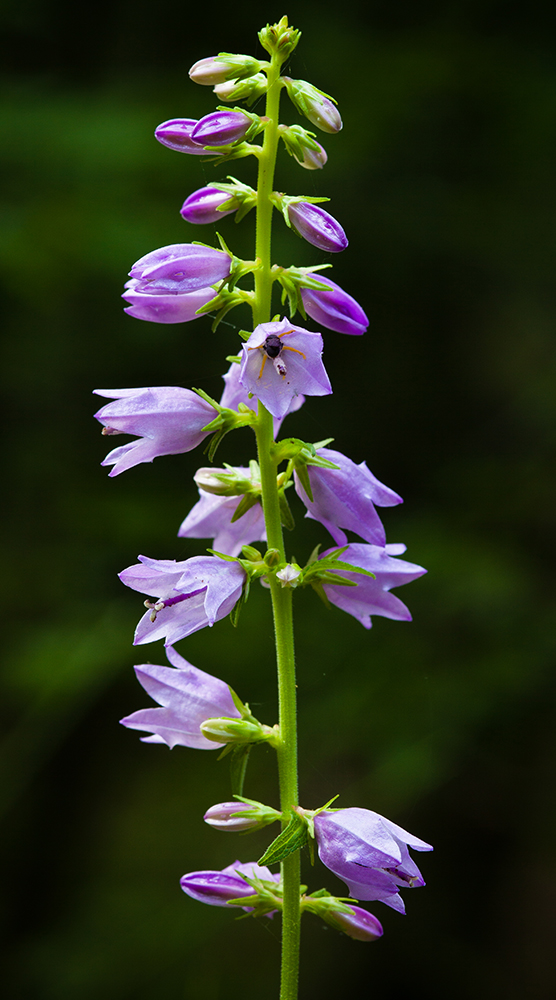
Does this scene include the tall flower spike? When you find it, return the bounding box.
[320,542,427,628]
[94,387,216,476]
[239,318,332,420]
[294,447,402,547]
[119,554,246,645]
[119,645,241,749]
[314,808,433,914]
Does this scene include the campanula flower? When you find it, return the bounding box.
[180,187,237,225]
[122,279,215,324]
[294,447,402,547]
[128,243,230,295]
[178,483,266,557]
[119,554,246,645]
[94,387,216,476]
[287,202,348,253]
[119,645,241,749]
[239,318,332,420]
[154,119,224,155]
[180,861,280,909]
[320,542,427,628]
[301,273,369,335]
[314,808,433,914]
[191,110,252,146]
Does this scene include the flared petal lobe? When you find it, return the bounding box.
[178,486,266,557]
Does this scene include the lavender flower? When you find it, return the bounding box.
[203,802,261,831]
[180,861,280,909]
[129,243,231,294]
[301,273,369,336]
[119,645,241,749]
[320,542,427,629]
[219,359,305,432]
[94,387,216,476]
[239,318,332,420]
[122,280,215,324]
[287,203,348,253]
[154,119,223,155]
[119,554,246,645]
[180,187,237,225]
[294,447,402,547]
[283,78,343,134]
[178,480,266,557]
[314,808,433,914]
[322,905,383,942]
[191,111,251,146]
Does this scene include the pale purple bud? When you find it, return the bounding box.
[314,808,433,914]
[287,202,348,253]
[239,317,332,421]
[301,274,368,335]
[119,646,240,749]
[180,861,279,909]
[204,802,261,831]
[213,74,267,103]
[320,542,427,630]
[122,279,215,324]
[278,124,328,170]
[154,119,220,155]
[129,243,231,294]
[324,905,384,942]
[283,77,343,134]
[180,187,237,225]
[191,111,251,147]
[296,140,328,170]
[189,54,261,86]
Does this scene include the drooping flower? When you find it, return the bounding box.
[180,861,280,909]
[239,317,332,420]
[119,554,246,645]
[219,359,305,432]
[122,279,215,324]
[178,481,266,557]
[119,645,241,749]
[154,119,224,155]
[191,110,252,146]
[129,243,231,295]
[287,202,348,253]
[320,542,427,629]
[94,387,216,476]
[301,273,369,335]
[314,808,433,914]
[180,187,237,225]
[294,447,402,547]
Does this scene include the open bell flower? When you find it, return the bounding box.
[239,317,332,420]
[154,119,224,155]
[301,273,368,335]
[287,202,348,253]
[180,861,280,910]
[122,279,216,324]
[119,554,246,645]
[94,387,216,476]
[178,476,266,557]
[294,447,402,547]
[119,645,241,749]
[314,808,433,914]
[129,243,231,295]
[320,542,427,629]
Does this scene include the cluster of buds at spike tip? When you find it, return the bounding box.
[278,124,328,170]
[180,177,257,226]
[282,77,342,134]
[204,797,282,832]
[271,193,348,253]
[258,15,301,59]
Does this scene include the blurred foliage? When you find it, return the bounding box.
[1,1,555,997]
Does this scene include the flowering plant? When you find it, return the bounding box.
[96,16,431,999]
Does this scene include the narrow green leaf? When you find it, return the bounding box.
[230,744,252,796]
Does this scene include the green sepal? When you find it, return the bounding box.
[257,809,309,866]
[273,263,332,319]
[231,492,261,522]
[293,460,312,502]
[278,490,295,530]
[229,587,246,627]
[230,744,252,796]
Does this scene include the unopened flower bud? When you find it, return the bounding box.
[191,111,252,147]
[300,273,368,335]
[283,78,342,134]
[287,202,348,253]
[323,904,384,942]
[204,802,262,831]
[189,53,262,86]
[200,717,269,744]
[180,187,237,225]
[213,73,268,103]
[155,118,223,155]
[278,124,328,170]
[193,466,254,497]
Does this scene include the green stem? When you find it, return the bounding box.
[251,51,300,1000]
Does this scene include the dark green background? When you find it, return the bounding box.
[2,1,555,997]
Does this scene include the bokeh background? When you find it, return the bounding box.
[2,1,555,997]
